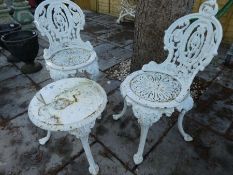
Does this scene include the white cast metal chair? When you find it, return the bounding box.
[116,0,137,24]
[113,0,223,165]
[34,0,99,81]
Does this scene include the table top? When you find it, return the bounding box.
[28,78,107,131]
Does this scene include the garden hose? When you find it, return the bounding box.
[216,0,233,18]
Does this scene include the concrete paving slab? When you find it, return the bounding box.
[215,67,233,89]
[37,46,44,58]
[38,72,120,96]
[94,43,132,71]
[27,60,50,84]
[57,143,134,175]
[136,120,233,175]
[0,113,95,175]
[190,82,233,134]
[125,43,133,50]
[0,65,21,82]
[0,114,43,175]
[110,23,135,32]
[197,56,224,82]
[83,10,106,21]
[96,72,121,94]
[91,14,118,25]
[100,29,134,47]
[98,23,134,45]
[0,52,10,67]
[83,21,117,39]
[93,90,177,168]
[81,32,105,47]
[38,37,49,49]
[0,75,37,119]
[39,78,53,88]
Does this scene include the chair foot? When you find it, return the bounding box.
[133,153,143,165]
[133,123,150,165]
[39,130,51,145]
[89,164,99,175]
[80,135,99,175]
[178,110,193,142]
[183,134,193,142]
[116,11,123,24]
[116,19,121,24]
[113,99,127,120]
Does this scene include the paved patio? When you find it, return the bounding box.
[0,10,233,175]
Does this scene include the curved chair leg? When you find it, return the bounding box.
[80,135,99,175]
[133,123,150,165]
[178,110,193,142]
[116,11,124,23]
[116,11,128,24]
[113,99,127,120]
[39,130,51,145]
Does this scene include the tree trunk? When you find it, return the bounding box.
[131,0,194,72]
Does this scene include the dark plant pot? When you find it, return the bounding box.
[1,30,42,74]
[0,23,21,48]
[0,23,21,62]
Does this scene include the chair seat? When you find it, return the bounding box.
[121,71,183,108]
[49,47,95,69]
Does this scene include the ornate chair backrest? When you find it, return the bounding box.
[34,0,87,56]
[163,0,222,87]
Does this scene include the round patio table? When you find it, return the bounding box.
[28,78,107,175]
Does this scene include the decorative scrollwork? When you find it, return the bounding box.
[117,0,137,23]
[164,0,222,87]
[34,0,85,56]
[199,0,218,16]
[69,121,96,139]
[132,104,174,126]
[115,1,223,166]
[34,0,99,80]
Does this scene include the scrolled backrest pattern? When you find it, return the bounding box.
[163,0,222,86]
[34,0,85,55]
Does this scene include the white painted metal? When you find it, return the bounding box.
[28,78,107,175]
[113,0,223,165]
[34,0,99,81]
[116,0,137,24]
